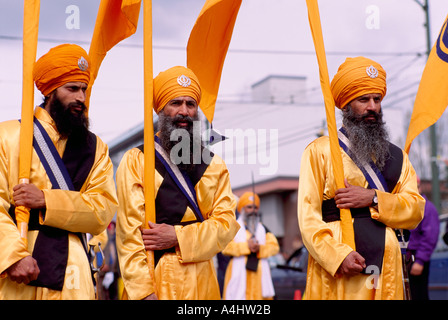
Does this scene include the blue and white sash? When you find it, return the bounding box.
[32,118,74,191]
[154,136,204,222]
[338,127,389,193]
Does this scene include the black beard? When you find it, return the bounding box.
[158,112,201,173]
[48,94,90,143]
[342,106,390,170]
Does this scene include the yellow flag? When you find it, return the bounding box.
[405,14,448,153]
[187,0,242,124]
[305,0,355,250]
[86,0,141,108]
[16,0,40,246]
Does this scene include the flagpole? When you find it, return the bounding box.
[16,0,40,246]
[143,0,156,289]
[305,0,355,250]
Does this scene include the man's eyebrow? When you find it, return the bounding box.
[66,83,87,89]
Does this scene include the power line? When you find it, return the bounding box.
[383,54,425,85]
[0,34,425,57]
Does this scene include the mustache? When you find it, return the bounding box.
[361,110,380,121]
[68,101,87,113]
[172,114,194,126]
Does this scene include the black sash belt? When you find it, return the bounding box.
[8,205,71,290]
[322,198,386,274]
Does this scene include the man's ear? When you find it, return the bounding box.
[43,91,56,111]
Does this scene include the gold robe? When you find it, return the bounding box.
[0,107,118,300]
[297,136,424,300]
[222,227,279,300]
[115,146,239,300]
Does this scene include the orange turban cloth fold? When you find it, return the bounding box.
[33,44,91,97]
[153,66,201,114]
[330,57,387,109]
[237,192,260,212]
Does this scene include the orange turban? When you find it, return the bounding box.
[153,66,201,114]
[33,44,91,97]
[330,57,387,109]
[237,192,260,212]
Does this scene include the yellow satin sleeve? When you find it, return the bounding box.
[222,230,279,259]
[115,148,154,300]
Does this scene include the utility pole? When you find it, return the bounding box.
[414,0,441,212]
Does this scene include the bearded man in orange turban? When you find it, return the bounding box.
[297,57,424,299]
[0,44,118,299]
[222,192,279,300]
[115,66,239,300]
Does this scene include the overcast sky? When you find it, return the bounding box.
[1,0,447,186]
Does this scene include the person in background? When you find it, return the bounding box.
[407,177,440,300]
[223,192,279,300]
[97,221,119,300]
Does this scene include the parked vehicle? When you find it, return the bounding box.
[270,246,307,300]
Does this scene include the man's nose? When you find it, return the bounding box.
[76,89,86,104]
[177,101,189,115]
[366,98,379,111]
